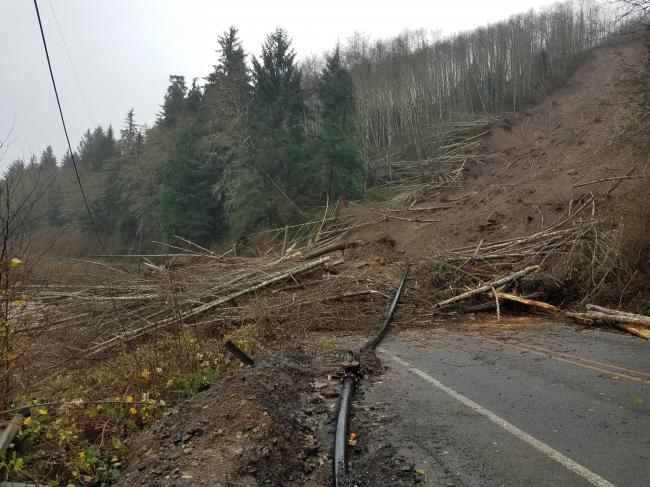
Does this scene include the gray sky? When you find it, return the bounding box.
[1,0,559,168]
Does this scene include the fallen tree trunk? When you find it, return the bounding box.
[87,256,331,355]
[488,291,561,317]
[302,240,364,260]
[566,312,650,339]
[609,323,650,340]
[432,265,540,310]
[385,215,438,223]
[570,311,650,328]
[586,304,650,326]
[0,414,24,457]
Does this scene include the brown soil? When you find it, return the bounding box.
[116,338,424,487]
[117,347,331,487]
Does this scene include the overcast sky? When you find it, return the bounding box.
[1,0,559,168]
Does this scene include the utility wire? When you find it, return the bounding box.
[32,0,108,255]
[47,0,96,127]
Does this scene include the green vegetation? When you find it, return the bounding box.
[3,328,228,485]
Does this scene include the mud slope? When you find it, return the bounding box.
[352,40,647,257]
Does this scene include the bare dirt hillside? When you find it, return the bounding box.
[351,40,647,257]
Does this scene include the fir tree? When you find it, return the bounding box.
[317,46,364,200]
[27,154,38,171]
[77,126,116,170]
[186,78,202,113]
[236,29,306,236]
[159,127,222,243]
[201,27,250,217]
[39,145,57,170]
[206,26,249,100]
[61,149,75,168]
[161,75,188,125]
[119,109,140,158]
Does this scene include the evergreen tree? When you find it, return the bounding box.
[186,78,202,113]
[317,46,364,200]
[77,126,116,170]
[39,145,57,170]
[201,27,250,216]
[103,126,117,164]
[161,75,187,124]
[250,29,303,137]
[119,109,140,158]
[159,127,222,243]
[236,29,306,236]
[206,26,249,98]
[62,149,75,168]
[27,154,38,171]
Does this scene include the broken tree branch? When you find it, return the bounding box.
[302,240,364,260]
[385,215,438,223]
[572,175,642,188]
[432,265,540,309]
[489,291,561,316]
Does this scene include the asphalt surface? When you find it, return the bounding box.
[363,320,650,487]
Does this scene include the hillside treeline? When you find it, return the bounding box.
[349,1,613,163]
[1,1,625,252]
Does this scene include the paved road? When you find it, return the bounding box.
[364,321,650,486]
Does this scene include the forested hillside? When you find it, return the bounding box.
[1,1,649,485]
[1,1,634,254]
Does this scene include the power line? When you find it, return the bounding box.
[47,0,96,127]
[32,0,108,255]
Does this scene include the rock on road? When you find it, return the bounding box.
[363,320,650,486]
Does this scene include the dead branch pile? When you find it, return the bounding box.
[24,251,403,371]
[376,121,497,207]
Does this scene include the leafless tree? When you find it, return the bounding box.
[341,1,624,168]
[0,130,53,410]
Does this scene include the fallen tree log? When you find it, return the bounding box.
[432,265,539,310]
[87,256,331,355]
[0,414,24,457]
[570,311,650,328]
[488,291,561,317]
[566,312,650,339]
[585,304,650,326]
[302,240,364,260]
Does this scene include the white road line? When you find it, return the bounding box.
[380,349,617,487]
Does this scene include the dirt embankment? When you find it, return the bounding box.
[118,348,329,487]
[117,342,422,487]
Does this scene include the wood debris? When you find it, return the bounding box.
[488,291,561,317]
[566,305,650,339]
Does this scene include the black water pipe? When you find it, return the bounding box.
[362,263,410,351]
[332,263,410,486]
[333,376,354,485]
[224,340,255,366]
